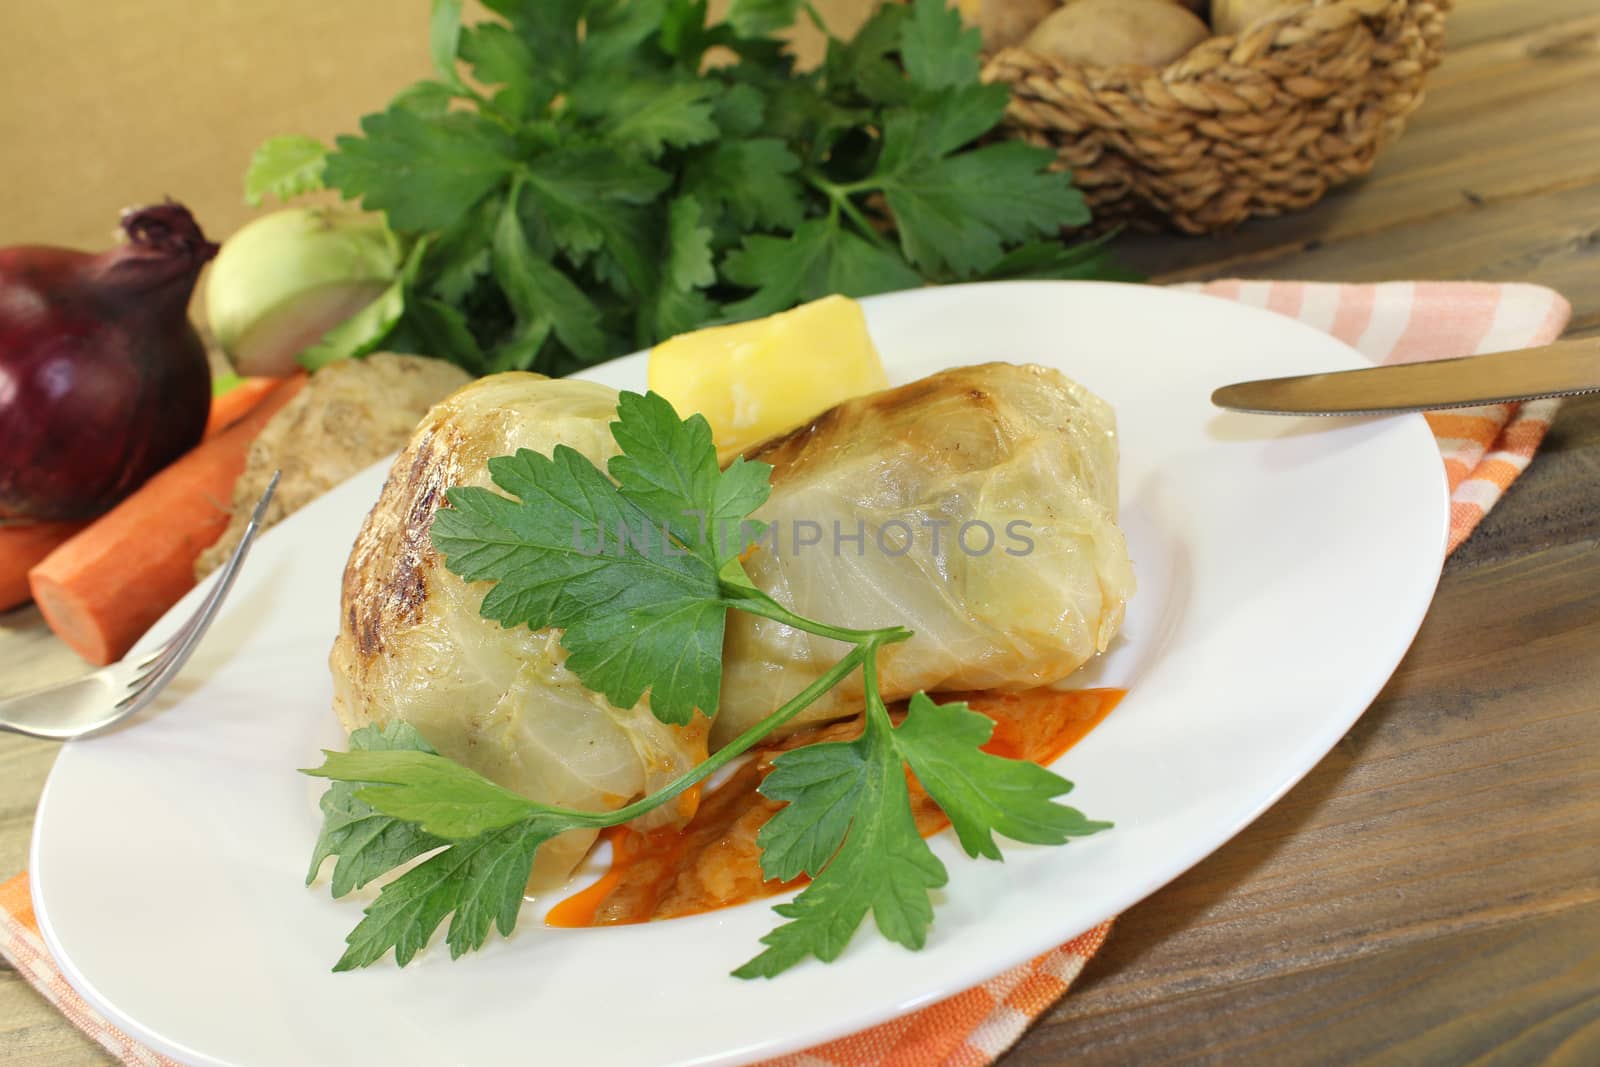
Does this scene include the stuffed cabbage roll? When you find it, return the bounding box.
[329,374,710,889]
[330,363,1132,885]
[713,362,1134,748]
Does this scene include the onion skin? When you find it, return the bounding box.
[0,203,216,521]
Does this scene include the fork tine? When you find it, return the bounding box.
[128,471,284,678]
[109,472,282,716]
[132,611,201,672]
[2,474,281,741]
[132,646,169,671]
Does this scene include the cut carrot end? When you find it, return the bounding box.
[1,520,90,612]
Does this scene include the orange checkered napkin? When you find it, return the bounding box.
[1185,280,1572,553]
[0,281,1571,1067]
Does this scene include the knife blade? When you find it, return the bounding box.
[1212,337,1600,415]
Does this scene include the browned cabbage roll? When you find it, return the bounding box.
[329,374,710,890]
[714,362,1134,747]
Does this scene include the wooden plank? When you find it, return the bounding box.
[1424,11,1600,102]
[0,602,90,1003]
[1445,0,1600,49]
[0,975,110,1066]
[1010,900,1600,1066]
[0,736,61,997]
[1120,13,1600,279]
[1151,179,1600,328]
[1450,386,1600,570]
[0,738,57,878]
[1388,17,1600,149]
[0,734,100,1065]
[1005,535,1600,1064]
[0,606,89,697]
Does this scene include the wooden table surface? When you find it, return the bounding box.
[2,1,1597,1064]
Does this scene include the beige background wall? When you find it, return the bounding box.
[0,1,871,252]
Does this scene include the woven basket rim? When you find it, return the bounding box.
[984,0,1440,90]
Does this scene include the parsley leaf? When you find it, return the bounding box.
[521,149,667,298]
[821,4,913,107]
[309,748,550,840]
[880,140,1090,277]
[737,688,1109,977]
[895,694,1112,860]
[243,135,327,207]
[333,819,553,970]
[725,0,805,37]
[430,390,770,723]
[648,197,719,340]
[305,723,446,898]
[893,82,1013,158]
[736,708,946,978]
[460,23,553,120]
[577,78,721,159]
[684,139,806,233]
[326,107,515,234]
[401,296,489,375]
[606,389,771,569]
[664,196,716,291]
[722,218,924,320]
[492,191,610,364]
[390,80,460,120]
[430,445,723,726]
[306,727,600,971]
[979,232,1142,283]
[899,0,982,92]
[745,736,872,883]
[429,0,467,86]
[421,193,499,305]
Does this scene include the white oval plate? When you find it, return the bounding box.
[32,282,1448,1067]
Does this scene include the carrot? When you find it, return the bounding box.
[0,520,90,612]
[29,373,306,665]
[203,376,279,439]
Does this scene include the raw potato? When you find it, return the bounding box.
[965,0,1062,52]
[1212,0,1305,36]
[193,354,471,578]
[1023,0,1210,69]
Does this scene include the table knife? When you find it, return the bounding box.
[1212,337,1600,415]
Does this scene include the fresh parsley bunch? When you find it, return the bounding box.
[305,391,1110,977]
[246,0,1124,377]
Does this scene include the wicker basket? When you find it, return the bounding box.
[984,0,1452,234]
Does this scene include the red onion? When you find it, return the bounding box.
[0,203,216,521]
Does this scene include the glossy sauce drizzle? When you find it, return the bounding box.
[546,687,1124,928]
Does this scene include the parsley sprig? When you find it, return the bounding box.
[247,0,1128,376]
[306,392,1109,976]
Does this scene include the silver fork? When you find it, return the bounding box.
[0,472,280,740]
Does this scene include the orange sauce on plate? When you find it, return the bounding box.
[546,687,1124,928]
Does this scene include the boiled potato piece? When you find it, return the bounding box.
[1213,0,1304,36]
[1023,0,1210,68]
[648,294,889,462]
